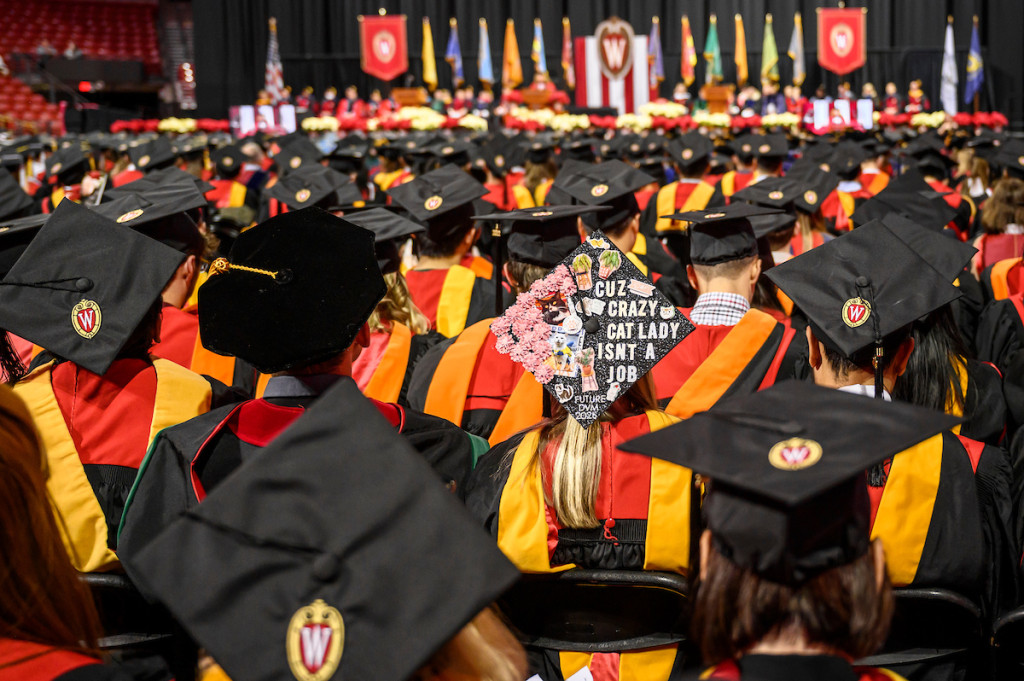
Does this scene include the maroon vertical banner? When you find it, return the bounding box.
[816,7,867,76]
[359,15,409,81]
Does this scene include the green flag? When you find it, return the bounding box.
[761,13,780,83]
[703,13,722,83]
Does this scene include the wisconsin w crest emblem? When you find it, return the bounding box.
[287,599,344,681]
[71,300,102,339]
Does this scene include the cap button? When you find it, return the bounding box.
[74,277,93,292]
[855,276,870,287]
[312,554,339,582]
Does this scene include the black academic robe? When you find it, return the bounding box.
[117,377,480,581]
[976,297,1024,372]
[695,654,906,681]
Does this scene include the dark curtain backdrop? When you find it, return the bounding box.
[193,0,1024,129]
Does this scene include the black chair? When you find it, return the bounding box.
[497,569,689,653]
[991,605,1024,680]
[856,588,986,680]
[82,573,198,681]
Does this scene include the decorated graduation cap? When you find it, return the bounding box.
[274,138,324,176]
[669,131,713,170]
[91,194,203,254]
[0,171,33,220]
[124,377,520,681]
[490,233,693,427]
[386,164,487,241]
[620,380,959,586]
[766,221,961,396]
[263,165,360,211]
[130,137,176,172]
[665,203,784,266]
[879,213,976,283]
[0,201,184,375]
[553,160,655,231]
[199,207,385,373]
[474,205,606,269]
[340,206,424,275]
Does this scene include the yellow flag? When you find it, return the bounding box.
[422,17,438,91]
[502,18,523,90]
[734,14,748,86]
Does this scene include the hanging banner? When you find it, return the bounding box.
[359,14,409,81]
[816,7,866,76]
[594,16,636,81]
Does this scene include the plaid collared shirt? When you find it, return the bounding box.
[689,292,750,327]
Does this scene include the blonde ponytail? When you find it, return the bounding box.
[368,272,431,335]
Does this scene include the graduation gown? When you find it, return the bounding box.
[651,309,805,417]
[869,431,1019,618]
[463,411,694,681]
[821,187,873,233]
[351,323,445,407]
[203,178,249,209]
[640,179,717,236]
[697,655,908,681]
[12,358,211,572]
[980,257,1024,303]
[707,170,755,207]
[404,266,501,338]
[928,179,976,241]
[408,319,543,444]
[0,640,170,681]
[117,375,480,573]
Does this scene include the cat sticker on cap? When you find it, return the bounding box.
[491,232,693,427]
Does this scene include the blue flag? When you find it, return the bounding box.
[478,19,494,87]
[964,18,984,104]
[532,19,547,75]
[446,18,464,86]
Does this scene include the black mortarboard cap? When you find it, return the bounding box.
[491,234,693,427]
[553,160,654,231]
[211,144,247,178]
[731,176,803,210]
[263,165,356,211]
[472,205,605,269]
[198,207,385,373]
[620,380,959,586]
[879,213,976,283]
[91,194,203,254]
[562,137,599,163]
[129,137,176,172]
[340,207,424,275]
[0,213,48,278]
[766,220,960,362]
[829,142,868,179]
[0,171,33,220]
[754,133,788,158]
[850,177,957,231]
[386,165,487,241]
[666,203,784,266]
[45,146,88,184]
[916,151,955,177]
[275,138,324,176]
[429,140,473,167]
[125,377,520,681]
[0,201,183,375]
[525,140,555,164]
[669,132,713,169]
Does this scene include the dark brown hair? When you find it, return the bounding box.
[692,544,893,665]
[0,387,103,652]
[982,177,1024,235]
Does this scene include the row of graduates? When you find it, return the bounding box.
[1,121,1024,679]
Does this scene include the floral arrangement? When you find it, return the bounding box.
[760,112,801,129]
[639,101,688,118]
[301,116,339,132]
[616,113,654,132]
[692,111,733,128]
[490,264,577,384]
[910,111,947,128]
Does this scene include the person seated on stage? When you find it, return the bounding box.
[293,85,317,113]
[820,142,873,233]
[373,140,415,191]
[409,205,602,444]
[36,145,90,213]
[118,207,481,565]
[464,235,695,681]
[0,386,173,681]
[319,86,339,115]
[344,207,444,407]
[760,80,786,115]
[641,131,717,238]
[0,201,211,573]
[651,203,804,417]
[905,79,931,113]
[337,84,367,117]
[622,381,959,681]
[387,165,499,337]
[883,81,902,114]
[122,378,527,681]
[861,81,880,107]
[511,141,557,208]
[768,220,1020,617]
[672,81,691,107]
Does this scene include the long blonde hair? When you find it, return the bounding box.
[532,374,659,529]
[367,272,431,335]
[412,607,527,681]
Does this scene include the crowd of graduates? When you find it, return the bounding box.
[2,112,1024,681]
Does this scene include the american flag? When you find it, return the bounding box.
[265,17,286,104]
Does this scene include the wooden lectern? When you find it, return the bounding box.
[392,87,427,107]
[700,85,735,114]
[522,89,552,110]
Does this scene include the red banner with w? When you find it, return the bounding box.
[359,15,409,81]
[817,8,866,76]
